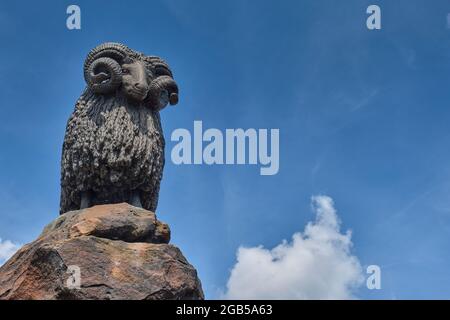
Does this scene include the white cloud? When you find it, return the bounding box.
[223,195,364,299]
[0,238,21,266]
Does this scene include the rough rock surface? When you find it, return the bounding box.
[60,42,179,215]
[0,203,204,300]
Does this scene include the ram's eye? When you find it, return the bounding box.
[122,68,129,74]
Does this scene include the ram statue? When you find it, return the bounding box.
[60,42,178,214]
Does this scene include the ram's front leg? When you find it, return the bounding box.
[80,191,92,209]
[130,190,143,208]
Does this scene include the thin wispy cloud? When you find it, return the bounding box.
[334,89,379,112]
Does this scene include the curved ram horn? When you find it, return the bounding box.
[148,75,179,111]
[83,42,132,94]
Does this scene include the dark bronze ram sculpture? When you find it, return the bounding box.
[60,42,178,214]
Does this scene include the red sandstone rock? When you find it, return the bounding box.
[0,203,203,300]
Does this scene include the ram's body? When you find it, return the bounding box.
[59,43,178,214]
[60,91,164,214]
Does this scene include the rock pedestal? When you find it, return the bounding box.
[0,203,204,300]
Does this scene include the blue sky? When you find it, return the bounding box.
[1,0,450,299]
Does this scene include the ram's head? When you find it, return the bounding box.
[83,42,178,110]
